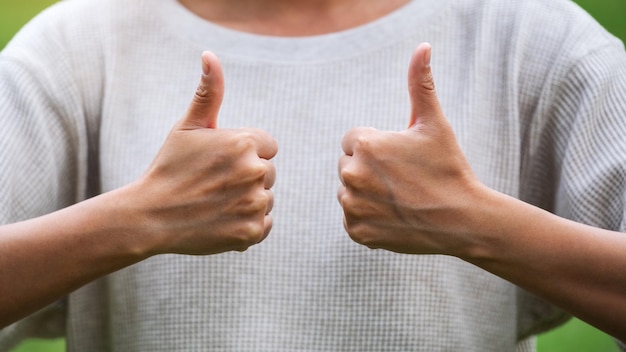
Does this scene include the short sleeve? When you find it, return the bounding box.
[554,46,626,232]
[0,3,99,345]
[516,14,626,340]
[0,57,85,223]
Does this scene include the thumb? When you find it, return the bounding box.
[407,43,443,128]
[183,51,224,129]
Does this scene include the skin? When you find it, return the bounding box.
[1,0,407,329]
[338,43,626,340]
[0,52,277,328]
[2,0,624,342]
[177,0,410,36]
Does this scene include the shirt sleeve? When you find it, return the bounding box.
[555,39,626,350]
[0,3,99,345]
[0,57,87,223]
[518,0,626,337]
[516,11,626,340]
[552,43,626,232]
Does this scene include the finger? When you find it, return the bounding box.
[337,154,352,186]
[239,128,278,160]
[337,185,346,205]
[265,190,274,215]
[259,214,273,243]
[263,159,276,189]
[341,127,377,156]
[407,42,444,128]
[183,51,224,129]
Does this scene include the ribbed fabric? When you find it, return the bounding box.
[1,0,625,351]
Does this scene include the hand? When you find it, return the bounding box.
[130,51,278,255]
[338,43,484,256]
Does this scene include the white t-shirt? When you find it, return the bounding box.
[1,0,625,350]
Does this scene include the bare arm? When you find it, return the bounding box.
[0,186,151,328]
[0,52,277,328]
[338,43,626,340]
[466,186,626,340]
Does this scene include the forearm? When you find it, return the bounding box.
[339,42,626,341]
[0,185,151,328]
[463,187,626,340]
[0,51,277,329]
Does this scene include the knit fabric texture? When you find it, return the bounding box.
[1,0,625,350]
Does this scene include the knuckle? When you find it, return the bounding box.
[339,167,358,186]
[336,187,345,204]
[240,128,278,158]
[421,71,436,92]
[353,135,372,152]
[340,194,366,222]
[340,167,367,191]
[247,160,269,179]
[247,127,272,142]
[240,190,269,215]
[352,130,381,155]
[265,191,274,212]
[236,133,258,152]
[194,85,218,103]
[263,216,273,238]
[338,190,353,210]
[238,200,256,216]
[343,201,362,220]
[255,190,271,210]
[232,221,264,251]
[264,166,276,188]
[231,158,268,184]
[245,221,265,240]
[345,224,377,248]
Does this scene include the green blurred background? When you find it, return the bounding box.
[1,0,625,351]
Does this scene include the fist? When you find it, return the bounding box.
[135,52,278,256]
[338,43,482,256]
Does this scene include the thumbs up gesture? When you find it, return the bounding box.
[130,52,278,256]
[338,43,484,256]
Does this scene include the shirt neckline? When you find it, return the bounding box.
[158,0,444,63]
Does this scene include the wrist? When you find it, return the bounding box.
[84,182,160,261]
[449,183,515,262]
[453,184,549,266]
